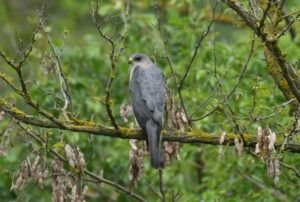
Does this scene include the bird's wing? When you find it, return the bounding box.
[135,64,166,123]
[130,64,165,169]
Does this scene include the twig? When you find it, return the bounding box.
[222,0,300,104]
[143,177,163,200]
[0,51,18,71]
[85,170,145,202]
[191,33,256,123]
[0,29,65,127]
[242,173,288,201]
[90,0,120,130]
[39,12,73,121]
[155,0,191,125]
[0,71,23,95]
[280,162,300,178]
[159,169,166,202]
[281,108,300,151]
[189,38,229,120]
[275,17,295,39]
[189,106,219,121]
[177,2,220,123]
[179,1,220,88]
[209,33,255,140]
[224,33,256,101]
[258,0,272,30]
[249,76,259,121]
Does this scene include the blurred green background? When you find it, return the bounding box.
[0,0,300,201]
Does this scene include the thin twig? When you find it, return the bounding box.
[275,17,295,39]
[191,33,256,123]
[179,1,220,88]
[177,2,220,123]
[0,71,23,95]
[258,0,272,30]
[159,169,166,202]
[155,0,191,126]
[189,106,219,122]
[143,177,163,200]
[242,173,288,201]
[249,76,259,121]
[39,12,73,121]
[224,33,256,101]
[90,0,120,130]
[280,161,300,178]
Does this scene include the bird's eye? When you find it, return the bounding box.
[135,56,142,61]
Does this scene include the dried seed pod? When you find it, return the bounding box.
[41,54,56,75]
[267,129,276,152]
[52,158,67,202]
[163,141,180,166]
[267,159,275,178]
[234,138,243,156]
[120,104,133,123]
[256,127,280,185]
[75,146,86,172]
[31,155,41,173]
[175,106,187,132]
[256,127,271,160]
[70,184,78,202]
[218,131,226,161]
[43,169,49,178]
[12,158,31,191]
[0,111,5,121]
[128,139,144,187]
[37,169,44,188]
[65,144,76,168]
[274,159,280,185]
[163,91,183,166]
[255,127,263,154]
[64,144,86,172]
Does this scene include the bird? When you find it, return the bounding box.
[128,53,166,169]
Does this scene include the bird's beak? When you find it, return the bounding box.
[128,57,133,65]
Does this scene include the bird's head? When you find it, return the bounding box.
[128,53,151,66]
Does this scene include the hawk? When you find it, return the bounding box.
[129,53,166,169]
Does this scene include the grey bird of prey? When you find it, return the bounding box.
[128,53,166,169]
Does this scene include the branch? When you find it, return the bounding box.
[90,0,120,130]
[1,98,299,153]
[0,41,65,128]
[264,48,300,110]
[39,13,73,121]
[0,71,23,95]
[222,0,300,106]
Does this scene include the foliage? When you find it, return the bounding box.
[0,0,300,201]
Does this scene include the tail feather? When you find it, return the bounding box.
[146,119,164,169]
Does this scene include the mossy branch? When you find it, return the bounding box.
[264,48,300,110]
[222,0,300,106]
[1,98,299,153]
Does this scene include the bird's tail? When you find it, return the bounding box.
[146,119,164,169]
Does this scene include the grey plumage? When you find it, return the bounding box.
[129,53,166,169]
